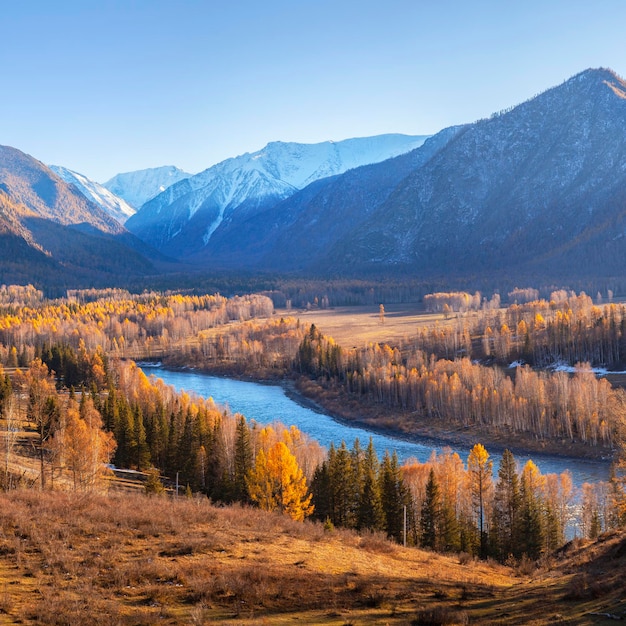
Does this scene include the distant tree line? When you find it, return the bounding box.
[0,290,274,364]
[414,291,626,369]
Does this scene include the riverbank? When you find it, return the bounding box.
[288,376,615,463]
[150,359,614,465]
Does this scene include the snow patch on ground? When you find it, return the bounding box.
[508,360,525,368]
[548,362,626,376]
[509,360,626,376]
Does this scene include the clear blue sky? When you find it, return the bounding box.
[2,0,625,182]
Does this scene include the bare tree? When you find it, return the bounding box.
[2,396,19,490]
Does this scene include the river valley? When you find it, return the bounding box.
[141,366,610,488]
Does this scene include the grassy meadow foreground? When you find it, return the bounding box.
[0,489,625,625]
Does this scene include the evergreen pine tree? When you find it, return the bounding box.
[518,461,544,560]
[177,410,199,489]
[233,415,253,502]
[380,451,407,543]
[165,410,180,477]
[310,460,332,523]
[491,449,521,561]
[206,418,226,499]
[114,398,134,468]
[350,438,365,526]
[420,468,440,549]
[357,438,384,531]
[439,498,461,552]
[329,441,354,528]
[132,404,151,471]
[144,467,165,496]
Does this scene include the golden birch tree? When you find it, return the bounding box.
[467,443,493,557]
[53,397,116,492]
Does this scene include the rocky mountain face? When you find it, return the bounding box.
[0,145,123,235]
[0,146,156,288]
[325,67,626,277]
[103,166,191,210]
[125,134,429,257]
[49,165,135,224]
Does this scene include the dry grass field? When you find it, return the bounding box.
[278,303,451,348]
[0,489,625,625]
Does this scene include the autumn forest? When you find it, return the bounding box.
[0,284,624,569]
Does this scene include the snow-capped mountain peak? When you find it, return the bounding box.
[103,166,191,209]
[126,134,429,255]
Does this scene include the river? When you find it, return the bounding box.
[141,366,610,488]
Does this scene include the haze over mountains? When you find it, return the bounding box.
[2,67,626,289]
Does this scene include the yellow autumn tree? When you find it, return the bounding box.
[247,441,314,521]
[467,443,493,557]
[52,397,116,492]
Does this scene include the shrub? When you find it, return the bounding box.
[412,606,469,625]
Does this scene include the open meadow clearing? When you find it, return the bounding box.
[276,303,450,348]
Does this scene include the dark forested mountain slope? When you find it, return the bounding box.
[325,68,626,276]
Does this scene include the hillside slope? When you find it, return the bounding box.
[0,489,624,625]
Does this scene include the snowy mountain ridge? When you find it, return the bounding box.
[49,165,136,224]
[182,67,626,280]
[103,166,191,209]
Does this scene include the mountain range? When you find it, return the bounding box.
[2,67,626,290]
[124,134,429,258]
[177,67,626,279]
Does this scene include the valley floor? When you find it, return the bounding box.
[280,303,445,348]
[268,304,618,462]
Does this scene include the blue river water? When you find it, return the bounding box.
[141,366,610,488]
